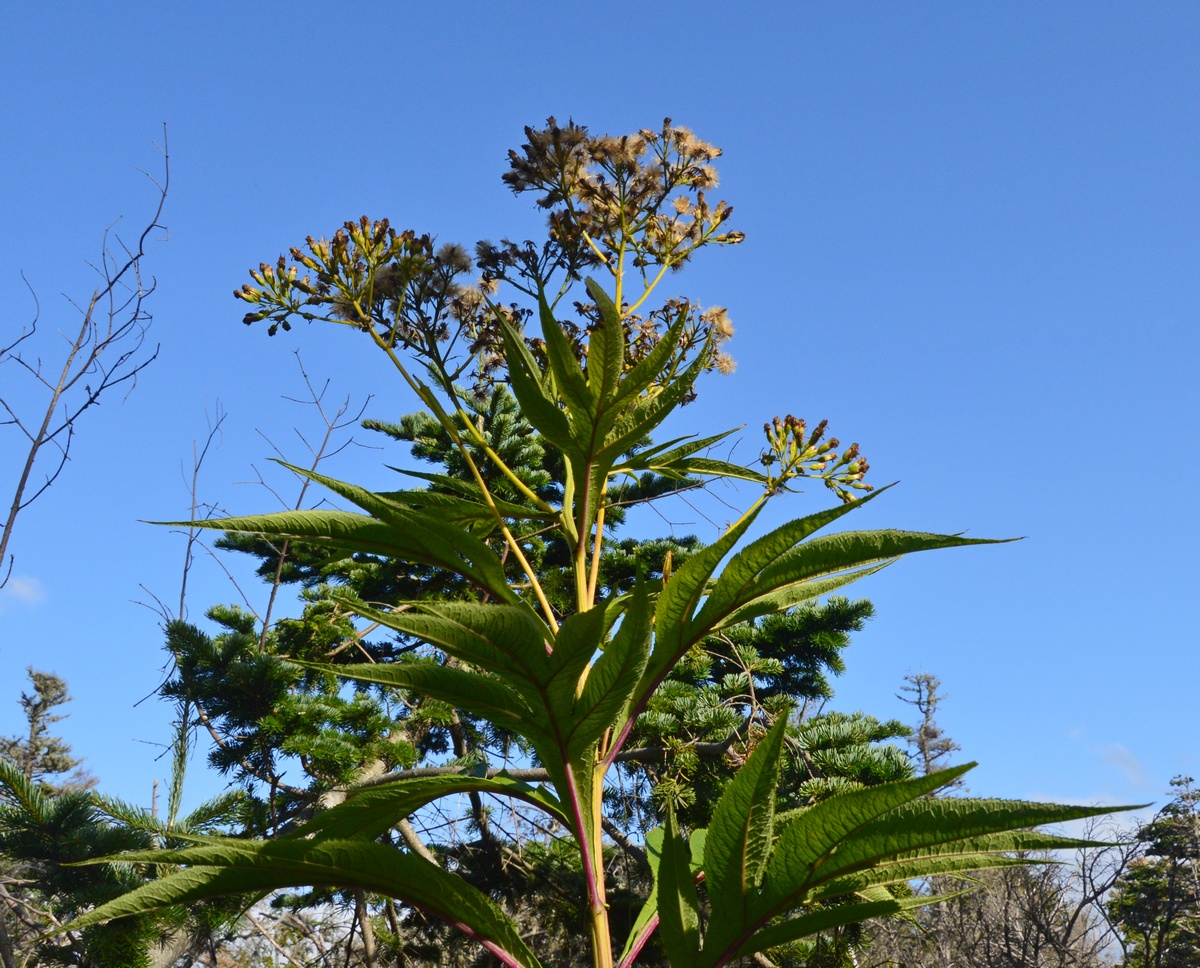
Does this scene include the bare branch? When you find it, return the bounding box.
[0,127,169,587]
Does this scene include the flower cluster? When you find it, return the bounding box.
[235,121,746,400]
[496,117,744,286]
[761,415,872,502]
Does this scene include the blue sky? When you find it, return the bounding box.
[0,4,1196,816]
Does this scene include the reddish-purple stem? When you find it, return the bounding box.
[564,762,605,915]
[616,915,659,968]
[450,921,526,968]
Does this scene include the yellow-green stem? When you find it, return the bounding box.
[614,237,626,314]
[586,493,607,607]
[589,769,613,968]
[589,899,613,968]
[371,332,560,632]
[623,262,671,318]
[581,231,612,275]
[574,550,590,619]
[457,418,556,514]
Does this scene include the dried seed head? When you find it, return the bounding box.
[701,306,734,341]
[713,351,736,375]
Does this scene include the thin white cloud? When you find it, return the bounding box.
[1101,743,1148,787]
[0,576,46,611]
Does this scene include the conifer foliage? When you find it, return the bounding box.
[68,120,1127,968]
[0,669,93,795]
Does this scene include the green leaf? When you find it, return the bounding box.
[539,292,593,425]
[755,529,1011,601]
[65,839,543,968]
[619,827,665,967]
[629,429,739,465]
[656,807,701,968]
[668,457,768,485]
[732,895,947,965]
[640,504,764,697]
[295,772,570,841]
[610,430,766,486]
[760,765,974,911]
[702,716,788,958]
[334,598,552,695]
[715,562,893,630]
[377,482,554,523]
[810,796,1135,886]
[693,511,1012,642]
[584,278,623,406]
[164,471,517,606]
[278,465,517,597]
[569,587,652,758]
[601,580,654,739]
[619,825,707,968]
[311,659,543,743]
[810,833,1103,901]
[543,605,613,727]
[500,321,576,456]
[693,489,888,633]
[611,299,691,409]
[597,344,711,467]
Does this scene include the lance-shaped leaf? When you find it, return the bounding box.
[609,298,692,411]
[294,771,570,841]
[65,839,543,968]
[309,659,547,746]
[617,429,738,468]
[567,586,652,759]
[500,320,577,458]
[634,505,763,710]
[618,827,666,968]
[619,826,707,968]
[334,597,552,697]
[701,716,788,959]
[596,343,712,468]
[611,429,766,486]
[716,563,892,630]
[697,488,887,622]
[809,830,1107,901]
[727,894,951,967]
[378,481,555,523]
[539,292,594,425]
[757,767,1132,921]
[282,464,519,599]
[667,457,768,486]
[163,468,516,605]
[584,278,623,406]
[702,775,1130,967]
[753,529,1009,602]
[657,807,701,968]
[688,490,890,635]
[694,508,1013,638]
[802,795,1135,892]
[758,765,973,913]
[610,532,747,762]
[543,604,615,726]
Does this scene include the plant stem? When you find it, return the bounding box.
[622,261,670,318]
[370,331,559,632]
[586,491,607,606]
[564,762,613,968]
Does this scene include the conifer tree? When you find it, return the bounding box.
[1109,777,1200,967]
[0,669,94,796]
